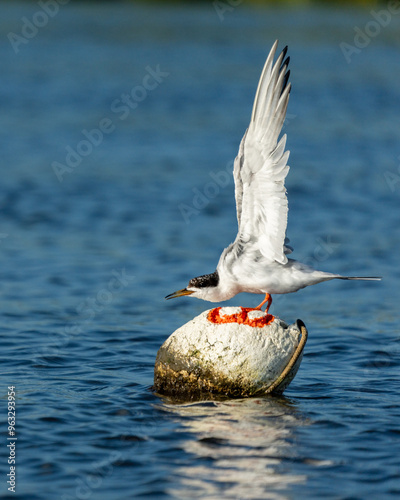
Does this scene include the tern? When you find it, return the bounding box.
[166,41,380,315]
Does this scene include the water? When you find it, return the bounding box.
[1,1,399,499]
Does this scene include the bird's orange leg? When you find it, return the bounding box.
[254,293,272,313]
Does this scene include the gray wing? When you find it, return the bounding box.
[233,40,291,264]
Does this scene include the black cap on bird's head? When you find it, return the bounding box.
[165,271,219,300]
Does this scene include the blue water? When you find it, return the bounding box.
[1,1,399,499]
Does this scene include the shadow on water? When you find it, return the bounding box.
[156,394,310,498]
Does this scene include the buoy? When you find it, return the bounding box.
[154,307,307,399]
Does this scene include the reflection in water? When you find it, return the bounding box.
[161,396,309,499]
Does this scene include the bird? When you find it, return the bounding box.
[166,40,381,315]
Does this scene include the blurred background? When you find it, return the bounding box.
[1,1,400,499]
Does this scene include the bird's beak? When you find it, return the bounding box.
[165,288,194,300]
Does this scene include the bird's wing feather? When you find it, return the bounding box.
[233,40,291,265]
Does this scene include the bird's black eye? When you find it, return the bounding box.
[189,271,219,288]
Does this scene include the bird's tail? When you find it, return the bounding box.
[337,276,382,281]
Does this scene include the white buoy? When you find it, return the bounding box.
[154,307,307,399]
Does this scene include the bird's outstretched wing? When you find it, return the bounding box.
[233,41,291,265]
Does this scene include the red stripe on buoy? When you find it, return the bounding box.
[207,307,274,328]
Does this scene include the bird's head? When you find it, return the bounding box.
[165,271,220,302]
